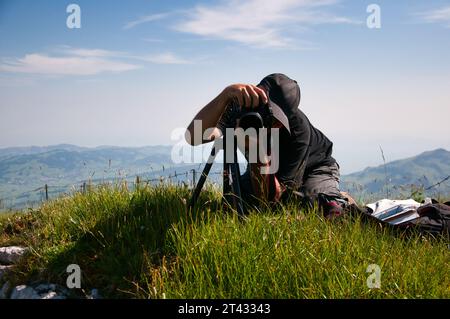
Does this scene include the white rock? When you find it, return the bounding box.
[40,291,66,299]
[40,291,57,299]
[34,283,70,297]
[0,281,11,299]
[10,285,40,299]
[0,246,28,264]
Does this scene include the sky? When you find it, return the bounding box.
[0,0,449,174]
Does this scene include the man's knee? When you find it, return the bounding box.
[301,166,341,198]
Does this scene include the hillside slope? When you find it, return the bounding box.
[341,149,450,199]
[0,184,449,299]
[0,145,184,209]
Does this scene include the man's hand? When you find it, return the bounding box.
[222,84,268,108]
[185,83,268,146]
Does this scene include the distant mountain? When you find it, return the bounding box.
[0,144,88,159]
[1,145,449,211]
[0,144,188,210]
[0,144,174,160]
[0,145,176,180]
[341,148,450,199]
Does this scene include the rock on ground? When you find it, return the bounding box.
[0,265,13,281]
[35,283,69,297]
[10,285,41,299]
[9,283,70,299]
[0,246,29,265]
[40,291,66,300]
[0,246,93,299]
[0,282,11,299]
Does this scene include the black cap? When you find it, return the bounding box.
[257,73,301,134]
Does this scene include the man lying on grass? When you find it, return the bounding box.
[186,73,349,217]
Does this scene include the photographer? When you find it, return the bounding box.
[186,73,346,217]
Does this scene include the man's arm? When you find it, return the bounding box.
[185,84,268,146]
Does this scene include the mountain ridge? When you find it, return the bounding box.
[0,145,449,210]
[341,148,450,198]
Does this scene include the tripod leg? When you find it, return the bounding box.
[230,135,244,216]
[230,162,244,216]
[189,146,218,210]
[221,132,244,216]
[222,130,232,210]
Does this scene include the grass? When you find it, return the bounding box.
[0,183,448,299]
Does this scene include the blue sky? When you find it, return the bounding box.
[0,0,449,173]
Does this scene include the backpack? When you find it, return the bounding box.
[358,200,450,238]
[408,202,450,237]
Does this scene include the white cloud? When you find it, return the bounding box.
[174,0,360,48]
[137,52,191,65]
[123,13,170,30]
[0,48,193,76]
[419,5,450,27]
[0,49,140,76]
[66,48,126,58]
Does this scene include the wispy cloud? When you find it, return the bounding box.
[136,52,191,65]
[174,0,360,48]
[64,48,126,58]
[0,48,193,76]
[0,48,140,76]
[418,5,450,27]
[123,12,170,30]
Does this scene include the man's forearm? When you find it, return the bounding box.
[185,90,228,145]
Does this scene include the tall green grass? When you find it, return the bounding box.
[0,183,448,298]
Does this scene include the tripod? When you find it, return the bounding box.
[189,132,244,216]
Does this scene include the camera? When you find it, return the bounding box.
[237,103,273,131]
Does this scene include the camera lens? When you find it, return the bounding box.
[239,112,264,130]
